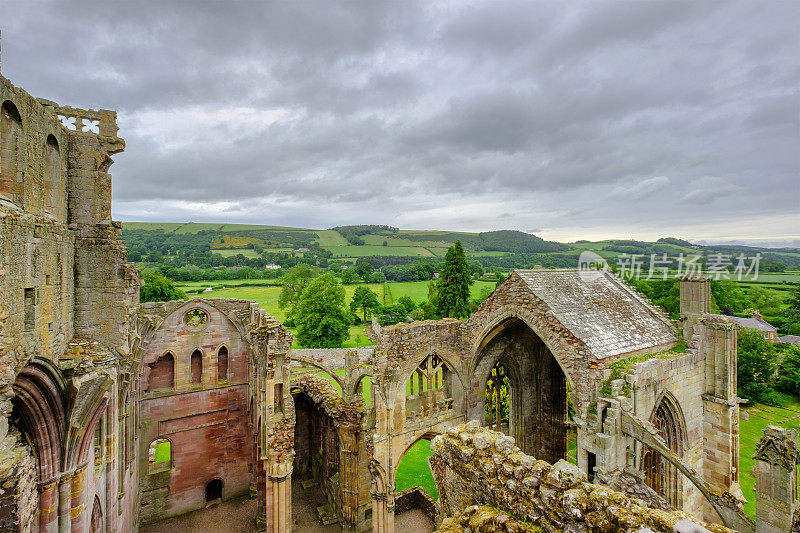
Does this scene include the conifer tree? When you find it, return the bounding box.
[436,240,472,318]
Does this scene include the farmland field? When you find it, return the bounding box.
[327,244,435,257]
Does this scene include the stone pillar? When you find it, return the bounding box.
[58,475,71,533]
[680,275,710,342]
[752,425,798,533]
[39,480,60,533]
[370,489,395,533]
[69,465,88,532]
[339,428,361,531]
[264,457,292,533]
[698,316,744,520]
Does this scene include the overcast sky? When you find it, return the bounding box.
[2,1,798,244]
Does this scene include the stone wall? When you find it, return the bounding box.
[430,422,734,533]
[137,300,255,523]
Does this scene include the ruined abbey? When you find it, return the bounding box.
[1,40,798,533]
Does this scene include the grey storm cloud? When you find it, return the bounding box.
[1,0,798,242]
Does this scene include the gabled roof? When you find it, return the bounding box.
[513,269,678,358]
[712,315,777,332]
[779,335,800,344]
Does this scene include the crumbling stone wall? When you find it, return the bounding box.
[0,53,140,533]
[430,422,734,533]
[291,374,371,531]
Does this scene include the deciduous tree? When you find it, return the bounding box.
[294,274,350,348]
[140,271,186,303]
[278,263,318,319]
[350,286,380,322]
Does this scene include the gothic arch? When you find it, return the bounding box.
[644,391,687,508]
[9,358,67,481]
[470,315,571,463]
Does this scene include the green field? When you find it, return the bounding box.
[315,230,349,246]
[328,245,435,258]
[213,248,264,258]
[740,393,800,518]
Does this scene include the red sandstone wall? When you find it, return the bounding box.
[138,302,254,523]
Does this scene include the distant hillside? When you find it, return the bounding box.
[120,222,800,272]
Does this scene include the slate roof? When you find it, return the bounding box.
[779,335,800,344]
[514,269,678,359]
[711,314,777,332]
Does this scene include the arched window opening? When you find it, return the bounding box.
[405,354,452,420]
[485,361,511,433]
[93,417,103,465]
[148,438,171,474]
[217,346,228,382]
[90,495,103,533]
[473,318,567,463]
[643,397,684,508]
[146,352,175,392]
[1,100,23,206]
[191,350,203,384]
[205,478,223,503]
[44,135,63,218]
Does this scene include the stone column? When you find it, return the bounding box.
[699,315,744,521]
[339,428,361,531]
[57,475,71,533]
[38,480,60,533]
[752,425,798,533]
[69,464,88,532]
[370,489,395,533]
[264,457,292,533]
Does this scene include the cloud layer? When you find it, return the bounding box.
[2,1,798,243]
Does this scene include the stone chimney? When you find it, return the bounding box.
[753,310,763,321]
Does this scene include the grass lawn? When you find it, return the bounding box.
[154,440,171,463]
[395,439,437,498]
[739,392,800,518]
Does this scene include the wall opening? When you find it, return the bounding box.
[148,438,171,474]
[473,318,568,463]
[44,135,63,218]
[23,288,36,331]
[146,352,175,392]
[1,100,23,206]
[274,383,283,413]
[217,346,228,382]
[587,452,597,483]
[485,361,511,433]
[395,437,437,498]
[643,396,685,508]
[90,495,103,533]
[404,353,452,420]
[205,478,223,503]
[191,350,203,384]
[292,389,340,508]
